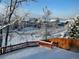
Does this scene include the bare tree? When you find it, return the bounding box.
[0,0,36,47]
[42,6,52,40]
[0,14,4,47]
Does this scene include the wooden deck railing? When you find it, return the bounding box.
[48,38,79,50]
[0,38,79,55]
[0,41,39,55]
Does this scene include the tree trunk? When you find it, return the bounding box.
[0,29,3,47]
[5,0,13,46]
[5,26,9,46]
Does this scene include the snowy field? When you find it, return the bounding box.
[0,47,79,59]
[2,26,67,47]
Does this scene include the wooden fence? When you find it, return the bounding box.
[48,38,79,50]
[38,41,53,48]
[0,41,39,55]
[0,38,79,55]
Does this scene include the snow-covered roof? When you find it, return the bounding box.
[49,19,56,22]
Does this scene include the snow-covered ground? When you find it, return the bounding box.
[2,26,68,47]
[0,47,79,59]
[1,23,78,59]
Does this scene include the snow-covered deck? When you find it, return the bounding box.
[0,47,79,59]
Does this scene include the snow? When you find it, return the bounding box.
[0,47,79,59]
[2,26,68,47]
[1,24,79,59]
[2,32,43,47]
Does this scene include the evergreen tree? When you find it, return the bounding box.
[69,16,79,39]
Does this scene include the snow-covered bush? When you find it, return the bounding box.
[68,16,79,39]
